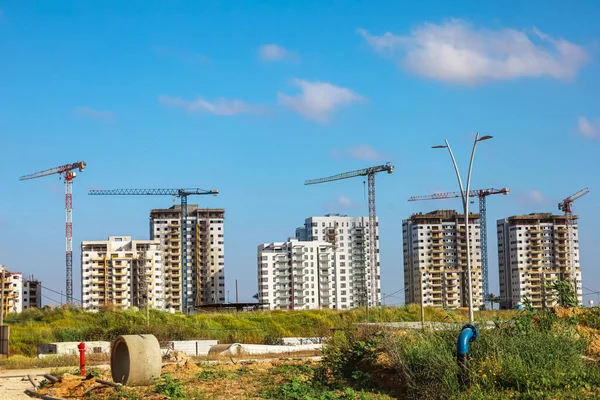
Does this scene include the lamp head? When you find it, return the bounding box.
[478,135,493,142]
[432,145,447,149]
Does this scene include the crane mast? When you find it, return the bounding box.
[89,188,218,312]
[305,163,394,319]
[558,188,589,303]
[408,187,509,309]
[20,161,87,304]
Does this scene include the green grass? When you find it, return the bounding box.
[4,304,515,357]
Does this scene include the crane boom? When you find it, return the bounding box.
[408,187,509,202]
[89,187,219,312]
[305,163,394,185]
[89,188,218,196]
[20,161,86,181]
[558,188,589,212]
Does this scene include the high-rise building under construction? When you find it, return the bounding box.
[150,205,225,312]
[295,214,380,309]
[497,213,582,309]
[402,210,484,309]
[81,236,163,311]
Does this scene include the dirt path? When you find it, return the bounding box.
[0,377,34,400]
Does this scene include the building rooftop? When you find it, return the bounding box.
[506,213,578,222]
[407,209,480,222]
[150,205,225,214]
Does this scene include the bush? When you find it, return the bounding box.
[323,314,600,400]
[154,374,185,399]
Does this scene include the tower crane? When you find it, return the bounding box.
[305,162,394,318]
[408,187,509,309]
[89,188,219,312]
[558,187,589,299]
[20,161,87,304]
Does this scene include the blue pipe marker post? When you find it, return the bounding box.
[457,324,478,387]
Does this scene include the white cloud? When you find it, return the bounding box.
[520,190,549,205]
[347,145,384,161]
[357,20,588,84]
[330,149,342,158]
[577,116,600,139]
[278,79,364,123]
[74,106,114,122]
[337,195,353,207]
[158,95,265,116]
[324,195,361,212]
[259,44,298,62]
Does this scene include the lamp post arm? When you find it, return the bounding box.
[444,139,467,208]
[466,133,480,197]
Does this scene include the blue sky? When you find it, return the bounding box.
[0,1,599,306]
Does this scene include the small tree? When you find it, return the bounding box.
[550,279,578,307]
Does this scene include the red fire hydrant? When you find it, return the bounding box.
[78,342,85,376]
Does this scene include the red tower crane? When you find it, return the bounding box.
[20,161,87,304]
[408,187,509,309]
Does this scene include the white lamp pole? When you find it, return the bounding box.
[433,133,493,324]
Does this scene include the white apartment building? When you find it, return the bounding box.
[81,236,164,312]
[295,214,380,309]
[497,213,582,309]
[0,265,23,314]
[403,210,484,309]
[258,239,335,310]
[22,277,42,310]
[150,205,225,312]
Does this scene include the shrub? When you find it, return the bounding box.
[154,374,185,399]
[323,312,600,400]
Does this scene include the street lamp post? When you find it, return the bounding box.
[433,133,493,324]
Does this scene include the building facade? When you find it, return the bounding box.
[150,205,225,312]
[0,265,23,314]
[403,210,484,309]
[258,239,335,310]
[22,277,42,310]
[295,214,380,309]
[497,213,582,309]
[81,236,164,312]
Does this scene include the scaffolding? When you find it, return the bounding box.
[195,220,211,305]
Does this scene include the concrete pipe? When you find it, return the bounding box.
[111,334,161,386]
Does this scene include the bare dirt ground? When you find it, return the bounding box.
[0,377,32,400]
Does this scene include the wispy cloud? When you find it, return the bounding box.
[45,183,63,195]
[154,46,210,65]
[158,95,265,116]
[357,20,588,84]
[347,145,384,161]
[259,44,299,62]
[74,106,114,122]
[577,116,600,139]
[520,189,550,205]
[330,145,386,161]
[324,195,362,212]
[278,79,364,123]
